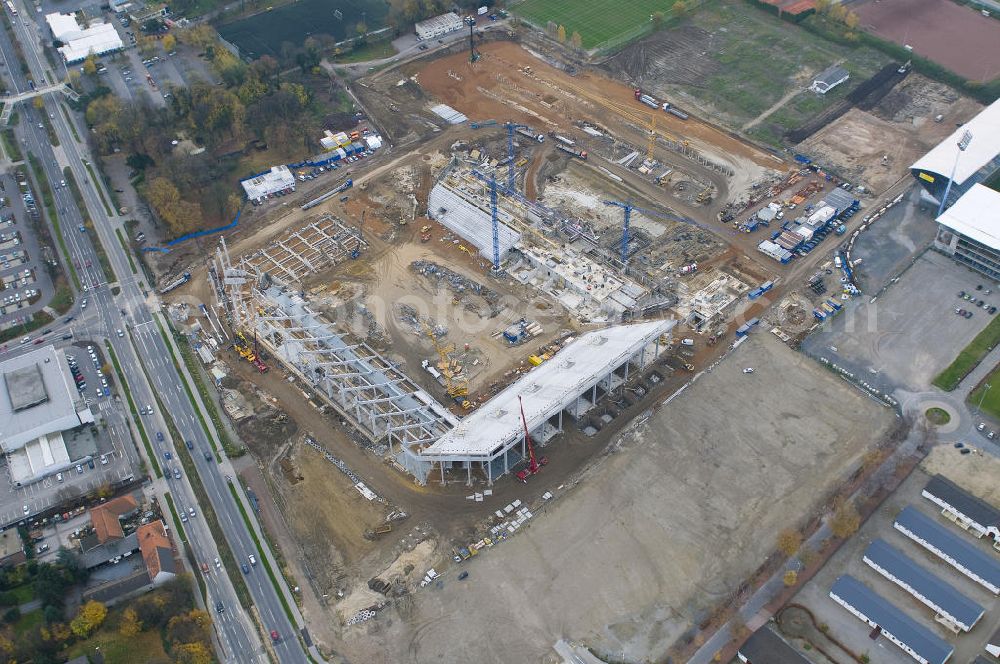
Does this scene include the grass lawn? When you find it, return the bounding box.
[970,367,1000,419]
[63,626,169,663]
[330,39,397,63]
[681,2,888,132]
[934,313,1000,391]
[12,608,42,635]
[925,407,951,425]
[514,0,670,48]
[7,584,34,605]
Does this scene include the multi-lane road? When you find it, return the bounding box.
[0,3,313,662]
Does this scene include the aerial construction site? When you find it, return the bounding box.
[161,24,940,664]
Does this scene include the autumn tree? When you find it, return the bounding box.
[82,54,98,76]
[652,11,665,27]
[570,31,582,49]
[70,600,107,638]
[119,607,142,636]
[162,33,176,52]
[557,24,567,43]
[844,10,860,29]
[814,0,832,13]
[173,641,213,664]
[673,0,689,16]
[777,528,803,557]
[830,502,861,539]
[167,609,212,646]
[783,570,799,587]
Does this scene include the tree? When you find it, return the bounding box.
[70,600,107,638]
[57,546,87,584]
[783,570,799,586]
[672,0,689,16]
[844,10,860,29]
[556,24,566,43]
[830,502,861,539]
[82,54,98,76]
[32,96,44,111]
[814,0,832,13]
[67,69,81,89]
[162,33,176,53]
[173,641,213,664]
[119,607,142,636]
[651,11,665,27]
[777,528,803,557]
[570,31,582,49]
[355,21,368,37]
[828,3,847,22]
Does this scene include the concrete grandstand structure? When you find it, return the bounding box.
[934,184,1000,280]
[414,12,463,40]
[911,98,1000,208]
[0,345,94,485]
[418,319,673,484]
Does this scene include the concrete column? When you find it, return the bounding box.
[624,359,630,382]
[504,448,509,474]
[466,462,472,486]
[558,409,563,432]
[440,462,445,484]
[592,383,597,405]
[487,459,493,486]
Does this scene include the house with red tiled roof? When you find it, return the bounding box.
[136,520,176,586]
[88,494,138,544]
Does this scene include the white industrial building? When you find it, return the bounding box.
[417,320,674,484]
[0,345,94,485]
[240,165,295,200]
[934,184,1000,280]
[46,12,124,63]
[415,12,463,40]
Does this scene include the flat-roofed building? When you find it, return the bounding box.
[863,538,984,632]
[894,505,1000,594]
[830,575,953,664]
[922,474,1000,542]
[738,625,813,664]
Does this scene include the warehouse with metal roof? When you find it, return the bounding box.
[922,474,1000,542]
[894,505,1000,594]
[829,575,954,664]
[863,538,984,632]
[911,98,1000,207]
[418,320,674,484]
[738,625,813,664]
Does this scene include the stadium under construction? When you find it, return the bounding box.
[212,231,674,485]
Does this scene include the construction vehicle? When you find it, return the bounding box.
[515,127,545,142]
[515,395,548,483]
[556,144,588,160]
[633,88,659,109]
[421,321,468,397]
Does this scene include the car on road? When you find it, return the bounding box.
[100,454,107,465]
[173,468,181,479]
[156,432,164,441]
[56,472,63,482]
[204,450,212,461]
[116,328,124,337]
[215,601,224,613]
[270,630,280,643]
[188,507,196,518]
[743,368,754,374]
[76,464,83,474]
[241,562,250,574]
[163,451,172,460]
[21,505,28,515]
[248,554,257,566]
[81,299,87,309]
[185,440,193,450]
[78,225,85,232]
[213,557,221,569]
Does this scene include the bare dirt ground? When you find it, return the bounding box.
[856,0,1000,82]
[921,443,1000,508]
[406,41,782,193]
[798,77,982,192]
[329,333,893,663]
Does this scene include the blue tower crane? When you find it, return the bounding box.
[470,169,503,271]
[604,200,725,268]
[503,121,527,192]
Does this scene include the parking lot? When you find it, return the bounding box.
[802,251,997,393]
[0,339,139,526]
[0,173,53,330]
[790,449,1000,664]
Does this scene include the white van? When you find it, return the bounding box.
[834,255,843,269]
[681,338,694,346]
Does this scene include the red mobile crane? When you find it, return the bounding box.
[515,395,548,483]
